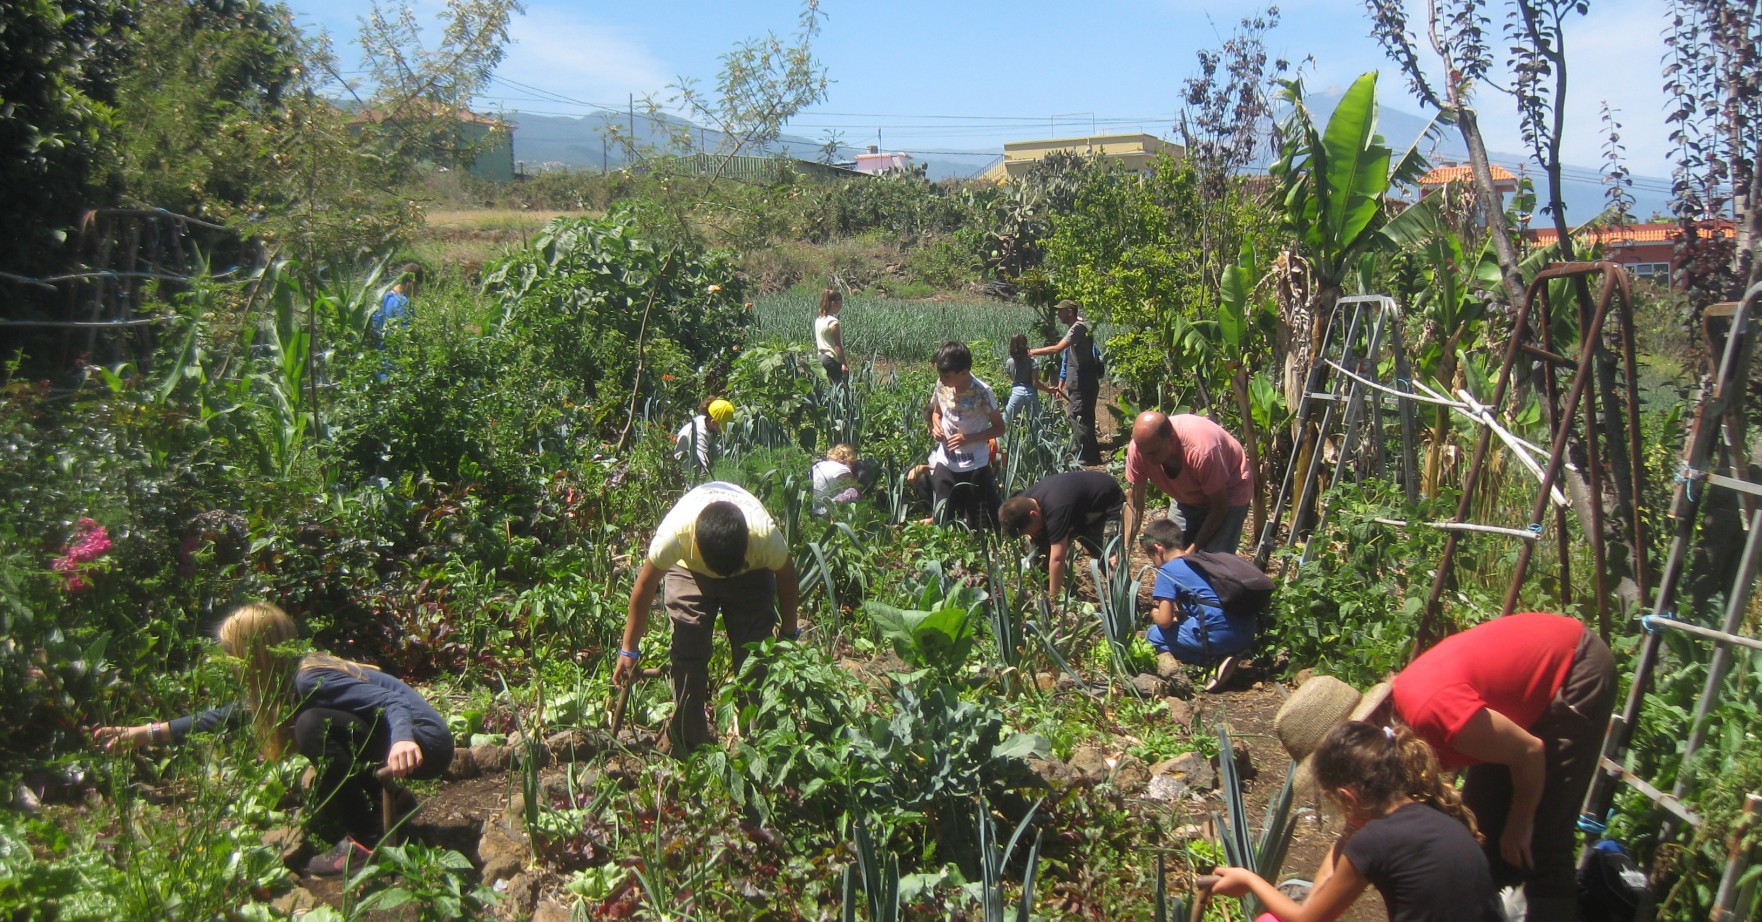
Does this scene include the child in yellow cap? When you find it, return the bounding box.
[675,398,735,472]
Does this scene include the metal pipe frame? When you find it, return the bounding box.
[1574,282,1760,922]
[1417,262,1646,651]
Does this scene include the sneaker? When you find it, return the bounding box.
[1204,656,1240,693]
[305,836,372,877]
[1155,652,1183,678]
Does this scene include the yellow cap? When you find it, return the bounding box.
[707,399,735,425]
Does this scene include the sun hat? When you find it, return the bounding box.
[1274,675,1394,793]
[706,399,735,425]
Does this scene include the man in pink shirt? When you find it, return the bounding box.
[1121,411,1253,555]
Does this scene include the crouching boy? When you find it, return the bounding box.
[1140,518,1255,692]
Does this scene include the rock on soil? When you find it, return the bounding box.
[501,870,544,916]
[261,825,309,866]
[271,886,320,916]
[1111,755,1151,792]
[532,900,572,922]
[1026,756,1077,788]
[1067,745,1110,782]
[445,747,482,780]
[471,743,512,773]
[1147,751,1216,800]
[478,813,531,885]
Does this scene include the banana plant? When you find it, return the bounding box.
[1271,72,1441,521]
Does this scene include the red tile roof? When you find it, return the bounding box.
[1419,164,1517,184]
[1528,220,1735,246]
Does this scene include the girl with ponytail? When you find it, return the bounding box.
[94,603,453,877]
[1211,720,1499,922]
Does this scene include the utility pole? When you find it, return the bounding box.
[628,94,635,160]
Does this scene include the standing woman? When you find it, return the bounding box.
[814,288,848,384]
[1003,334,1052,423]
[94,603,454,877]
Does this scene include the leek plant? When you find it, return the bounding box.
[1211,724,1300,918]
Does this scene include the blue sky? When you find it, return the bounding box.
[283,0,1677,190]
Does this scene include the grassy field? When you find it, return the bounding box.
[752,290,1051,362]
[417,208,601,267]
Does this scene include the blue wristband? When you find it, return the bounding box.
[618,648,640,660]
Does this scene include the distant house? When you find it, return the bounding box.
[1404,163,1521,226]
[979,133,1185,184]
[1526,219,1737,284]
[852,146,915,175]
[1416,163,1520,198]
[351,105,515,183]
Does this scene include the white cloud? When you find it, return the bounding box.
[493,8,674,111]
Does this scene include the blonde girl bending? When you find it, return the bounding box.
[1212,720,1499,922]
[94,603,453,876]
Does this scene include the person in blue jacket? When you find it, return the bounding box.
[1139,518,1256,691]
[94,602,453,876]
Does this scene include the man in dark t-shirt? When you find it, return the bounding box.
[1029,300,1102,464]
[998,470,1124,597]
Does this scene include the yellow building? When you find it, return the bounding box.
[979,133,1185,184]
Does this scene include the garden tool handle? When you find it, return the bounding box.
[609,667,665,738]
[1189,875,1219,922]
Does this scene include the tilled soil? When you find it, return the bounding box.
[273,670,1383,921]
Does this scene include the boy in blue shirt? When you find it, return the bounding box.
[1139,517,1255,691]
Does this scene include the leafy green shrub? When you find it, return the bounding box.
[1261,485,1462,686]
[480,207,748,413]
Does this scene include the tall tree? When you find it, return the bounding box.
[1362,0,1528,310]
[0,0,132,280]
[1663,0,1761,299]
[1178,6,1288,296]
[111,0,303,219]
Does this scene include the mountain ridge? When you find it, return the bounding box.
[504,92,1672,223]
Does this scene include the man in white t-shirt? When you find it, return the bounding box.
[614,482,800,753]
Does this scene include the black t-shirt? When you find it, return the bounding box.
[1341,802,1500,922]
[1023,470,1124,548]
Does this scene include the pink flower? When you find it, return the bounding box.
[53,519,111,592]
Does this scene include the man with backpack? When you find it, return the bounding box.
[1030,300,1103,465]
